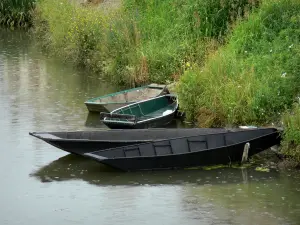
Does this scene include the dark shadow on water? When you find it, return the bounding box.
[84,112,107,128]
[30,154,280,187]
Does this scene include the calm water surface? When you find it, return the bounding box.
[0,29,300,225]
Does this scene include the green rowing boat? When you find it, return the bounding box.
[100,94,179,129]
[85,84,169,113]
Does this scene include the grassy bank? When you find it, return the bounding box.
[281,104,300,164]
[177,0,300,127]
[33,0,258,85]
[0,0,36,28]
[175,0,300,163]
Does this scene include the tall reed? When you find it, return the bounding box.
[33,0,258,86]
[0,0,36,27]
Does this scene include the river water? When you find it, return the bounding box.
[0,29,300,225]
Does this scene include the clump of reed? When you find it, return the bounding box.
[0,0,36,28]
[33,0,258,86]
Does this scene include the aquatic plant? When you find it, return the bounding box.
[0,0,36,27]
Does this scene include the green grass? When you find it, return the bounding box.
[33,0,143,85]
[121,0,259,84]
[177,0,300,127]
[33,0,258,86]
[0,0,36,27]
[33,0,111,70]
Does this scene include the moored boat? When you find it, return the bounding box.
[100,94,179,129]
[84,83,169,113]
[83,127,281,171]
[29,128,232,155]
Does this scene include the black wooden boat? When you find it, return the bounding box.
[29,128,232,155]
[100,94,179,129]
[83,128,281,171]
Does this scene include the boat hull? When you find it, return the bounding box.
[42,139,147,156]
[84,128,281,171]
[101,94,179,129]
[103,110,177,129]
[29,128,233,155]
[85,102,131,113]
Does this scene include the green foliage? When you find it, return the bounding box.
[121,0,259,84]
[33,0,257,86]
[33,0,108,71]
[33,0,145,85]
[281,103,300,163]
[177,0,300,126]
[0,0,35,27]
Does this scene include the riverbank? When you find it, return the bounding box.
[3,0,300,165]
[32,0,260,85]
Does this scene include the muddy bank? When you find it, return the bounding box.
[250,147,300,171]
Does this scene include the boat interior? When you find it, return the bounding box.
[90,85,167,104]
[105,95,178,122]
[30,128,234,141]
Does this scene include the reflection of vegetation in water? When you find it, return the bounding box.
[0,28,120,131]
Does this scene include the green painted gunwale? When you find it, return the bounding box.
[84,85,149,104]
[103,94,178,124]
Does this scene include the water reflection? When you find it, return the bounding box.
[31,154,300,224]
[0,28,120,134]
[31,154,279,186]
